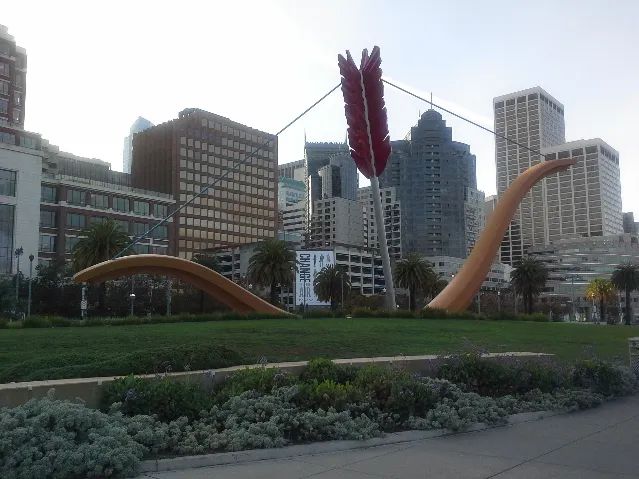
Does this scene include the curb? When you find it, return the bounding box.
[140,409,560,474]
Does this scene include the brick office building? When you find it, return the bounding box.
[0,25,27,128]
[132,108,278,259]
[38,149,175,266]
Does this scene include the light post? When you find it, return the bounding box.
[14,247,23,307]
[497,288,501,314]
[570,275,576,322]
[27,254,34,317]
[477,290,482,315]
[81,283,88,319]
[129,293,136,316]
[302,278,307,313]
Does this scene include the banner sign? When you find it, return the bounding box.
[295,250,335,306]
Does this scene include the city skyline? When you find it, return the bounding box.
[2,1,639,216]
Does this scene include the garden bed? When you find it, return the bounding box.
[1,354,636,478]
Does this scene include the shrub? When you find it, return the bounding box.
[0,393,145,479]
[300,358,358,384]
[101,375,213,421]
[0,318,8,329]
[571,359,637,397]
[437,354,568,396]
[22,316,53,328]
[295,380,362,411]
[215,367,296,403]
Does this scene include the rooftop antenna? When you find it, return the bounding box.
[430,92,433,110]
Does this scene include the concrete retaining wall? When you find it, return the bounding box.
[0,352,552,409]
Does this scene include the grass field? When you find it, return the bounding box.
[1,318,637,383]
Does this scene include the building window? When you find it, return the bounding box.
[0,131,15,144]
[133,243,150,254]
[154,204,168,217]
[67,213,86,229]
[0,80,8,95]
[113,196,129,212]
[19,135,36,149]
[0,62,9,76]
[133,222,147,236]
[41,185,57,203]
[40,210,56,228]
[66,189,85,206]
[115,219,129,233]
[0,204,14,273]
[65,236,81,253]
[39,234,56,253]
[0,98,7,114]
[90,193,108,210]
[90,215,107,224]
[12,109,20,124]
[0,168,16,196]
[152,225,168,240]
[14,92,21,106]
[133,200,149,215]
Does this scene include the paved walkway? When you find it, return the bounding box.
[140,395,639,478]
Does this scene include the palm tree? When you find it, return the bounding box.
[585,278,617,324]
[247,238,296,304]
[72,218,131,314]
[510,257,548,314]
[611,264,639,325]
[394,253,437,311]
[313,265,350,310]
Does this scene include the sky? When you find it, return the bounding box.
[4,0,639,214]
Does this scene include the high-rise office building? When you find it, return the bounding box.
[623,212,638,235]
[305,142,358,208]
[464,187,486,256]
[542,139,622,240]
[278,159,305,182]
[132,108,278,259]
[358,186,402,261]
[379,110,481,258]
[278,177,305,209]
[493,87,566,265]
[0,25,27,128]
[123,117,154,174]
[309,196,364,248]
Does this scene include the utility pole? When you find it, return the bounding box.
[27,254,34,317]
[570,275,576,321]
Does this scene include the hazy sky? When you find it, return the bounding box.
[5,0,639,213]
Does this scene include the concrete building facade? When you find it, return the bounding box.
[379,110,481,259]
[494,87,566,266]
[278,177,305,209]
[131,108,278,259]
[0,138,43,274]
[358,186,402,261]
[541,139,623,242]
[623,212,638,234]
[309,197,364,248]
[427,255,513,291]
[0,25,27,129]
[278,159,305,182]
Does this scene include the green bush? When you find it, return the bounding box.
[0,393,145,478]
[215,367,296,402]
[0,318,8,329]
[437,354,568,397]
[101,375,212,421]
[572,359,637,396]
[300,358,358,384]
[296,379,362,411]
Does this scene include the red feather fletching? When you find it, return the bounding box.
[338,46,391,179]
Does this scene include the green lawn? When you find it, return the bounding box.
[1,318,637,383]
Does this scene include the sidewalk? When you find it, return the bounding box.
[139,395,639,478]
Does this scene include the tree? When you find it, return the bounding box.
[394,253,437,311]
[72,218,131,314]
[313,265,350,310]
[585,278,617,324]
[510,257,549,314]
[611,264,639,325]
[247,238,296,304]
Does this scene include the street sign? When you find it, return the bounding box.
[295,250,335,306]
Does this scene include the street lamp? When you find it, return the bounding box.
[27,254,34,317]
[14,247,23,308]
[165,278,172,316]
[129,293,136,316]
[497,288,501,314]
